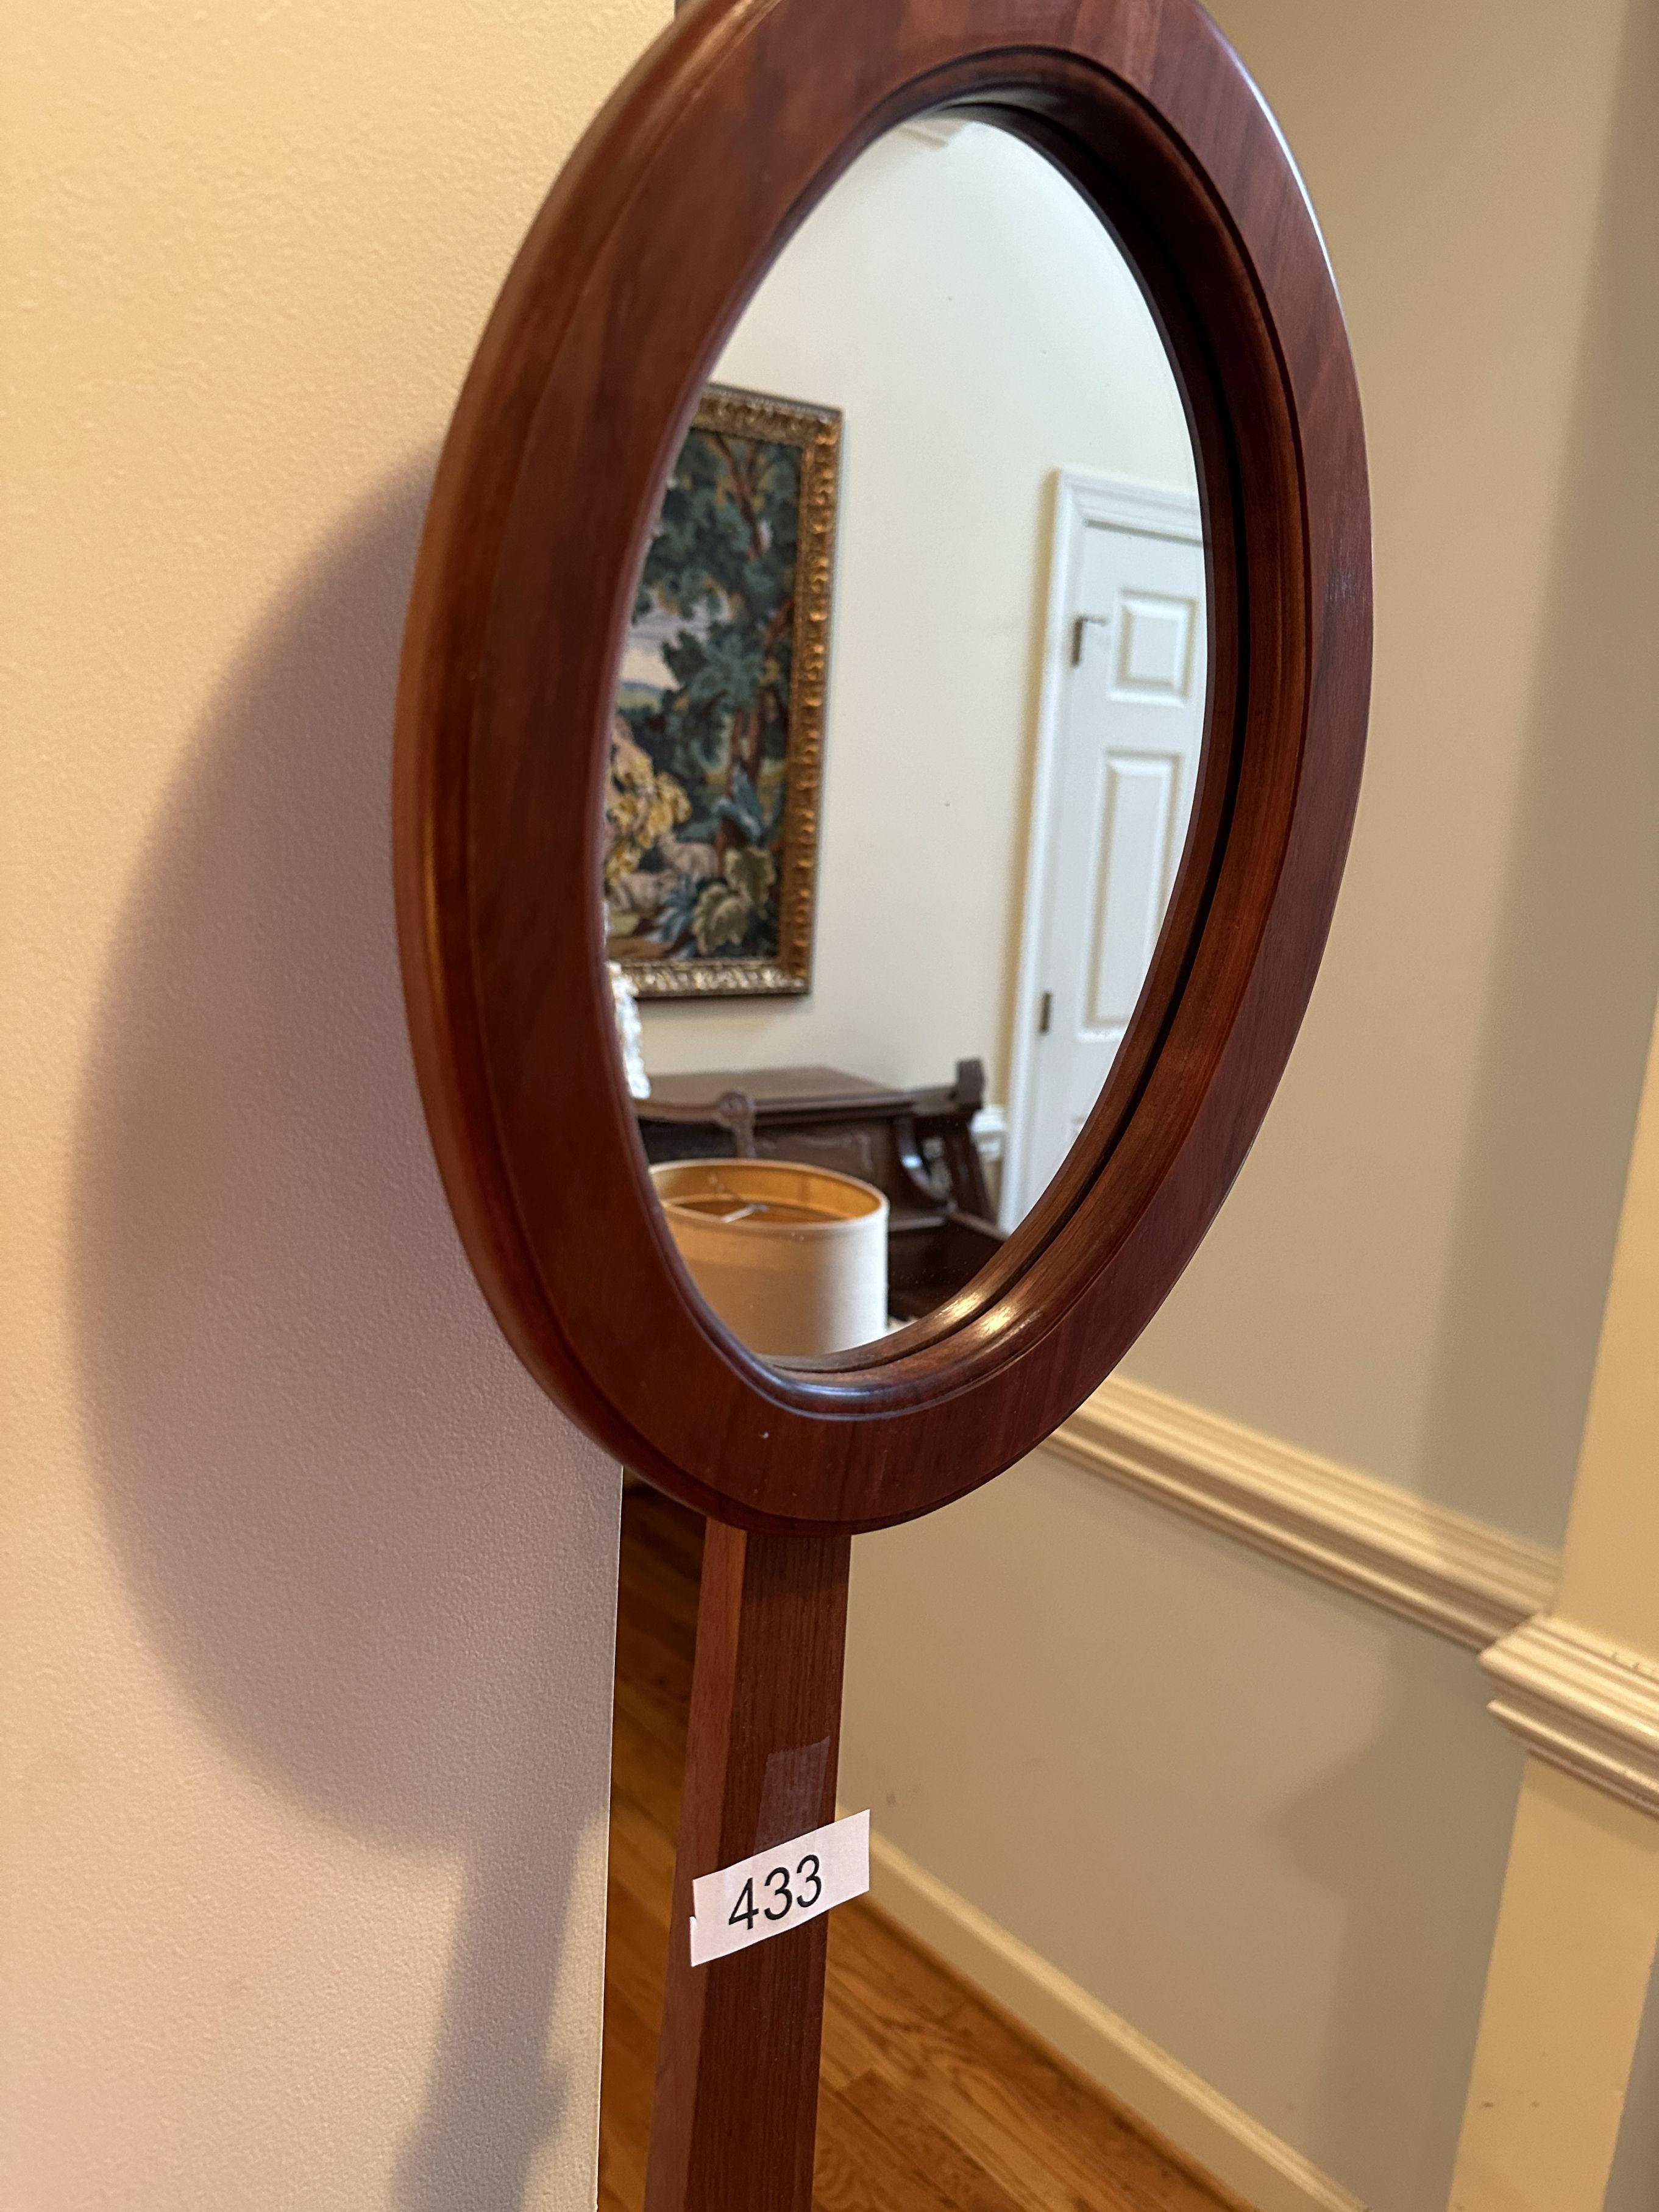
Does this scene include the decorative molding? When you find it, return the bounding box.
[1049,1375,1558,1649]
[1481,1614,1659,1817]
[864,1828,1365,2212]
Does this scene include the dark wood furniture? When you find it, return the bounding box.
[635,1061,1003,1321]
[394,4,1371,2207]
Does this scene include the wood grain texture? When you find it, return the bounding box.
[393,0,1373,1536]
[646,1517,851,2212]
[602,1487,1246,2212]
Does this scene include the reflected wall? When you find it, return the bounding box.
[617,118,1204,1357]
[636,120,1199,1095]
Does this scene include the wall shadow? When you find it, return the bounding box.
[71,463,620,2211]
[1415,0,1659,1546]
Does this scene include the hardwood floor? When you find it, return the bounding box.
[599,1484,1245,2212]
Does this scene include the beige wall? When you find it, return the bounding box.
[843,1464,1528,2212]
[12,4,1658,2210]
[1126,0,1659,1551]
[639,119,1196,1096]
[845,4,1659,2210]
[1,3,666,2206]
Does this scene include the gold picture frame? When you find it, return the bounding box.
[603,382,841,998]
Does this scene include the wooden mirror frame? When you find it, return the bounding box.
[396,0,1371,1539]
[395,2,1368,2203]
[396,0,1369,1541]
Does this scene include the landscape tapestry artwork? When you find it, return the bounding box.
[603,384,840,997]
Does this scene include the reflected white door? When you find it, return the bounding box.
[1004,475,1207,1225]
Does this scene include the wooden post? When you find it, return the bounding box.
[645,1520,851,2212]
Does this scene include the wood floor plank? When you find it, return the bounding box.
[819,1980,893,2094]
[813,2075,974,2212]
[598,1983,661,2208]
[825,1901,1228,2212]
[930,1977,1243,2212]
[608,1698,686,1837]
[829,1895,976,2027]
[836,2066,1033,2212]
[606,1790,678,1922]
[597,1486,1242,2212]
[603,1876,670,2037]
[817,1993,1125,2212]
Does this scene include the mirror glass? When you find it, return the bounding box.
[604,115,1206,1360]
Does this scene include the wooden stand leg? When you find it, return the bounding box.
[644,1520,852,2212]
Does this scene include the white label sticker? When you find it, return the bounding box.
[689,1808,869,1966]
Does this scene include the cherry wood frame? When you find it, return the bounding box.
[396,0,1368,1539]
[394,1,1369,2204]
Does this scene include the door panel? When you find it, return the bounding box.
[1011,505,1207,1221]
[1087,753,1179,1030]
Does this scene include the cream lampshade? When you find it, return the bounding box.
[648,1158,889,1357]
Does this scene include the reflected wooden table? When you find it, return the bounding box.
[634,1061,1003,1323]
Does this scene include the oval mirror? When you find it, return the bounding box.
[397,10,1371,2207]
[610,116,1209,1364]
[395,0,1369,1536]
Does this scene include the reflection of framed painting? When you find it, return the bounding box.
[604,382,841,998]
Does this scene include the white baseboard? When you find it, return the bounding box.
[865,1827,1366,2212]
[1050,1376,1557,1649]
